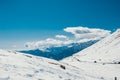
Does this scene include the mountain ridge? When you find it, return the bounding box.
[20,40,98,60]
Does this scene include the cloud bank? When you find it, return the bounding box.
[25,26,111,51]
[64,27,111,39]
[25,38,73,51]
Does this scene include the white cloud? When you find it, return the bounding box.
[64,26,111,39]
[25,26,111,51]
[55,35,68,39]
[25,38,73,51]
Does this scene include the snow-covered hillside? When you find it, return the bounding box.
[63,29,120,63]
[61,29,120,80]
[0,49,104,80]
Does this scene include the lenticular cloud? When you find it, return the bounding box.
[25,26,111,51]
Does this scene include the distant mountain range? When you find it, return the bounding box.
[20,40,98,60]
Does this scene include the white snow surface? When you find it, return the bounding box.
[63,29,120,63]
[0,49,103,80]
[62,29,120,80]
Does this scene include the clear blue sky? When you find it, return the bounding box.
[0,0,120,49]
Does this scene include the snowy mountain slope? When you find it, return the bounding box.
[0,49,103,80]
[61,29,120,80]
[63,29,120,63]
[20,40,98,60]
[61,61,120,80]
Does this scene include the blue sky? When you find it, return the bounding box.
[0,0,120,49]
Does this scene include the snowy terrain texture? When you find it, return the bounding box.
[0,50,103,80]
[63,29,120,63]
[62,29,120,80]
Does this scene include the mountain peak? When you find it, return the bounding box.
[113,29,120,39]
